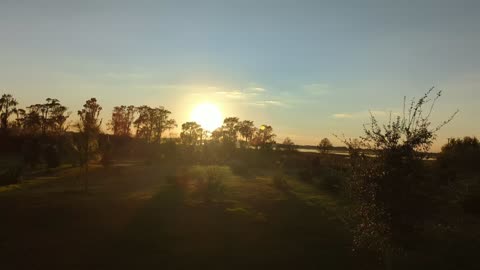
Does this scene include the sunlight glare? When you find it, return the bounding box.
[190,103,223,132]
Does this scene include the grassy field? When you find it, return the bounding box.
[0,162,368,269]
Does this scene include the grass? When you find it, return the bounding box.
[0,163,361,269]
[1,161,478,269]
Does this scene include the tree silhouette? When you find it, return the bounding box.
[317,138,333,154]
[0,94,19,133]
[222,117,240,146]
[110,105,135,136]
[252,125,276,150]
[16,98,69,135]
[180,121,203,146]
[280,137,297,152]
[238,120,255,147]
[77,98,102,191]
[134,106,176,143]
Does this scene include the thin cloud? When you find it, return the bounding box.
[332,110,400,119]
[333,113,354,119]
[303,83,330,96]
[248,87,266,92]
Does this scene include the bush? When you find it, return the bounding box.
[44,144,60,169]
[228,159,252,178]
[462,183,480,216]
[272,173,289,191]
[321,169,344,193]
[0,166,22,186]
[189,166,228,202]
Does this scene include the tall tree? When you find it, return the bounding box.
[134,106,176,143]
[222,117,240,145]
[238,120,255,146]
[280,137,297,152]
[77,98,102,191]
[180,121,203,146]
[43,98,69,134]
[16,98,69,135]
[0,94,19,133]
[252,125,276,150]
[317,138,333,154]
[110,105,135,136]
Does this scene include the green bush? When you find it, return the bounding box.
[189,166,228,202]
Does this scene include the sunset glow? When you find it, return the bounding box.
[190,103,223,132]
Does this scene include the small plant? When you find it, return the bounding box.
[190,166,228,202]
[272,173,289,191]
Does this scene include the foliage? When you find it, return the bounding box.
[16,98,70,136]
[180,121,203,146]
[238,120,255,146]
[134,106,176,143]
[341,88,457,257]
[189,165,228,201]
[279,137,297,152]
[0,166,22,186]
[251,125,276,150]
[317,138,333,153]
[44,144,60,169]
[109,105,135,136]
[438,136,480,172]
[77,98,103,190]
[0,94,19,133]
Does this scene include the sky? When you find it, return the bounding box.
[1,0,479,151]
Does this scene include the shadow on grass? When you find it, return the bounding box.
[93,180,363,270]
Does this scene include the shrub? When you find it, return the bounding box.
[321,169,343,193]
[228,159,251,178]
[0,166,22,186]
[272,173,289,191]
[190,166,228,202]
[339,88,457,261]
[44,144,60,169]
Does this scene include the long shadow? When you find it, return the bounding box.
[91,181,364,269]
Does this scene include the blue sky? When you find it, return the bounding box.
[1,0,479,150]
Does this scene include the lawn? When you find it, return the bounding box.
[0,163,363,269]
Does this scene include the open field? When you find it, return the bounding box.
[0,162,361,269]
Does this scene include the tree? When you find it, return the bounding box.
[438,136,480,172]
[279,137,297,152]
[317,138,333,154]
[238,120,255,146]
[180,121,203,146]
[222,117,240,145]
[77,98,103,191]
[341,87,457,267]
[134,106,176,143]
[16,98,69,135]
[252,125,276,150]
[110,105,135,136]
[43,98,69,134]
[0,94,19,133]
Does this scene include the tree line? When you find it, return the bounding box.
[1,93,335,152]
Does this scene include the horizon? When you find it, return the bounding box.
[2,0,480,151]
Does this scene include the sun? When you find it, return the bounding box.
[190,103,223,132]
